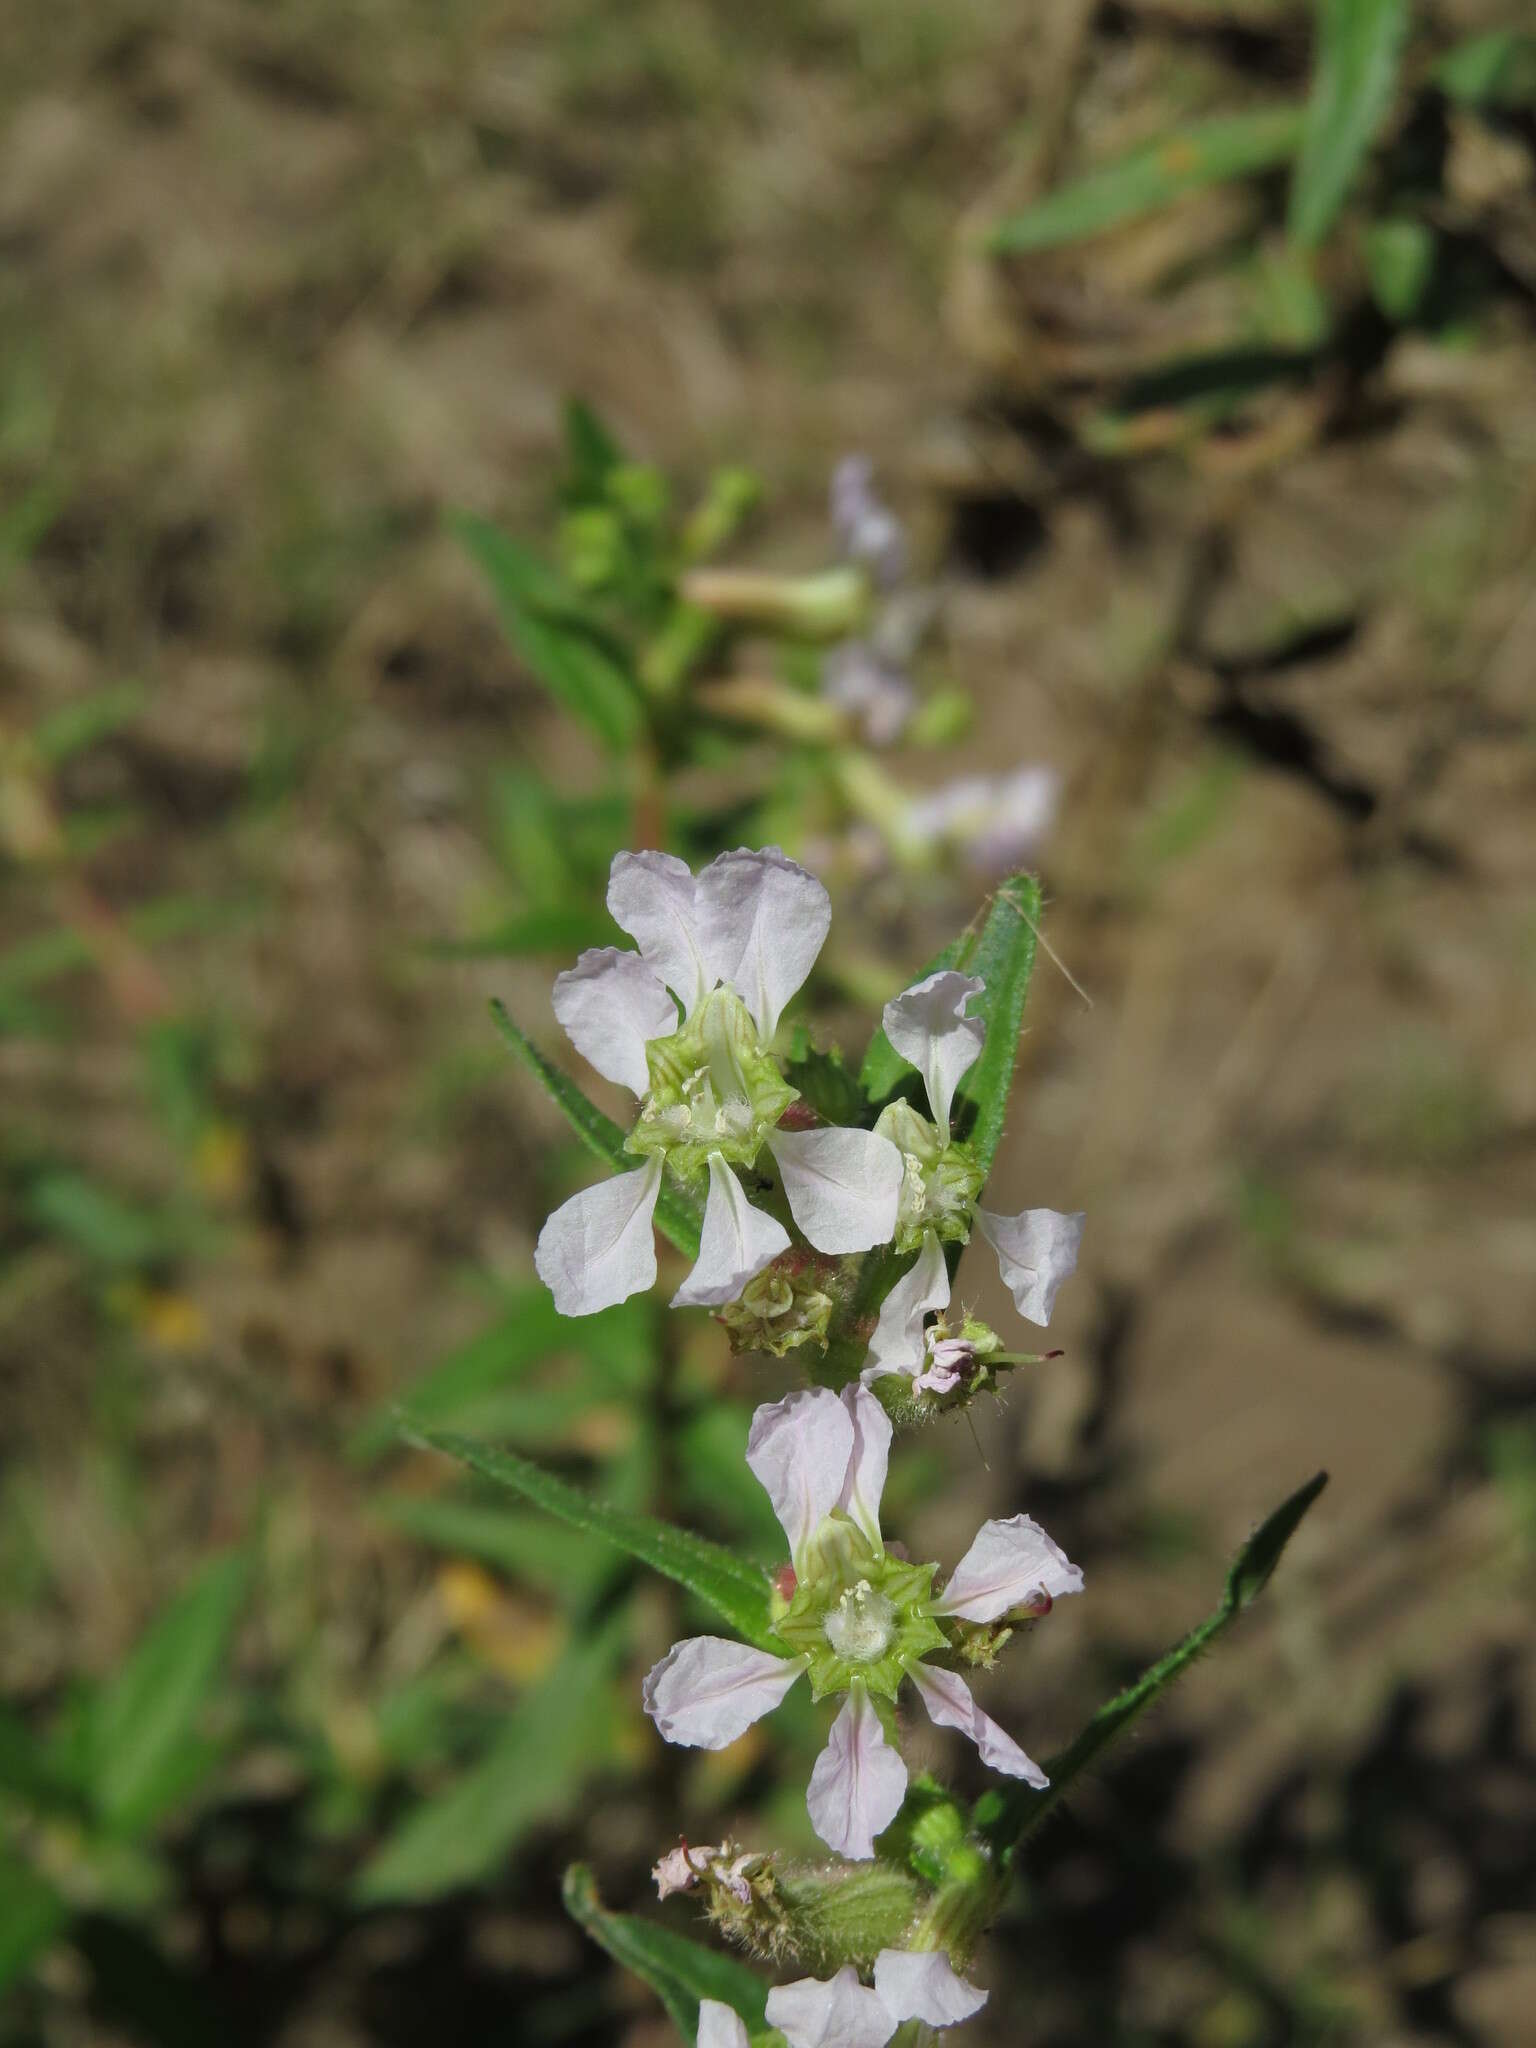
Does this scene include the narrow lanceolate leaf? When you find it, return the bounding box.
[860,875,1042,1180]
[417,1431,781,1652]
[978,1471,1328,1861]
[452,512,642,754]
[353,1625,624,1904]
[1288,0,1409,248]
[1433,30,1536,109]
[88,1553,248,1833]
[563,1863,769,2042]
[986,107,1307,256]
[490,1000,703,1260]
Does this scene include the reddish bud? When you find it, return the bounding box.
[772,1565,798,1601]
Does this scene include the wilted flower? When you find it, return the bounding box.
[652,1839,763,1906]
[698,1945,986,2048]
[534,848,904,1317]
[642,1386,1082,1859]
[863,969,1083,1383]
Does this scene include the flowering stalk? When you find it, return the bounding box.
[444,845,1326,2046]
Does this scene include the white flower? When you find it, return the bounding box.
[866,968,1085,1365]
[642,1386,1082,1859]
[697,1946,985,2048]
[904,764,1059,877]
[534,848,903,1317]
[830,455,906,590]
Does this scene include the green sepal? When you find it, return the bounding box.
[489,999,704,1259]
[627,987,797,1181]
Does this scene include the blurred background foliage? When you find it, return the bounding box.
[1,1,1533,2043]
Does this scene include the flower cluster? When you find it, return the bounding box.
[529,846,1086,2039]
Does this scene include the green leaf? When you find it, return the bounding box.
[416,1431,782,1652]
[353,1625,624,1903]
[562,1863,769,2041]
[490,999,703,1259]
[88,1553,248,1833]
[784,1042,874,1129]
[1364,217,1436,323]
[1288,0,1409,248]
[860,875,1042,1179]
[351,1290,652,1461]
[452,512,642,754]
[978,1472,1327,1860]
[373,1493,615,1608]
[563,399,627,502]
[0,1856,68,1993]
[1433,31,1536,109]
[986,107,1307,256]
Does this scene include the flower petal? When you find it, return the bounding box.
[767,1127,903,1255]
[672,1155,791,1308]
[836,1385,891,1549]
[975,1205,1084,1325]
[746,1387,853,1568]
[766,1965,894,2048]
[695,848,831,1039]
[642,1636,804,1749]
[862,1231,950,1383]
[533,1159,662,1317]
[933,1512,1083,1622]
[872,1950,987,2028]
[551,946,677,1096]
[881,970,986,1140]
[697,2001,752,2048]
[806,1686,908,1860]
[906,1659,1047,1788]
[607,849,709,1015]
[830,455,907,590]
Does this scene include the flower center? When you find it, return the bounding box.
[822,1580,896,1663]
[627,987,797,1178]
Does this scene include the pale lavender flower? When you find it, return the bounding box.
[698,1946,987,2047]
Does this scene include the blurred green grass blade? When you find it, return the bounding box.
[417,1430,781,1652]
[423,905,615,960]
[986,107,1306,256]
[352,1624,624,1903]
[1433,30,1536,109]
[562,1863,769,2042]
[563,398,626,500]
[1365,217,1437,322]
[372,1494,615,1608]
[32,682,147,766]
[978,1472,1327,1861]
[860,874,1042,1180]
[490,999,703,1259]
[0,1856,68,1993]
[451,512,642,754]
[89,1553,248,1833]
[21,1170,209,1273]
[1288,0,1409,248]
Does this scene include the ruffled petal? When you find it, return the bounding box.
[767,1126,903,1255]
[607,849,710,1015]
[696,2001,752,2048]
[933,1512,1083,1622]
[672,1154,791,1308]
[766,1965,894,2048]
[862,1231,950,1383]
[836,1384,891,1549]
[551,946,677,1096]
[975,1205,1084,1325]
[642,1636,804,1749]
[906,1659,1047,1788]
[806,1686,908,1860]
[880,970,985,1139]
[746,1387,853,1568]
[872,1950,987,2028]
[695,847,831,1040]
[533,1159,662,1317]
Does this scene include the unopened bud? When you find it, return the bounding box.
[680,565,871,641]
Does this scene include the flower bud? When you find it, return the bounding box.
[680,565,872,641]
[717,1250,836,1358]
